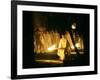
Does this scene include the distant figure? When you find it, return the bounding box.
[57,35,67,61]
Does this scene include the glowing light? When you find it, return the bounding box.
[71,45,75,50]
[72,25,76,30]
[75,43,80,48]
[35,60,63,64]
[48,45,56,51]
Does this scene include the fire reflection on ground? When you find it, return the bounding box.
[35,60,63,64]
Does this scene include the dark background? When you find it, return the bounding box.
[23,11,89,68]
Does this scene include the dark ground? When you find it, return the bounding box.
[23,51,89,68]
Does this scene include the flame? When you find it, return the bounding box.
[75,43,80,48]
[75,43,79,48]
[48,45,56,51]
[71,43,80,50]
[71,43,81,50]
[71,45,75,50]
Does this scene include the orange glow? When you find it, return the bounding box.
[48,45,56,51]
[35,60,63,64]
[75,43,80,48]
[71,45,75,50]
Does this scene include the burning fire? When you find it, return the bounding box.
[75,43,80,48]
[71,45,75,50]
[48,45,56,51]
[71,43,82,50]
